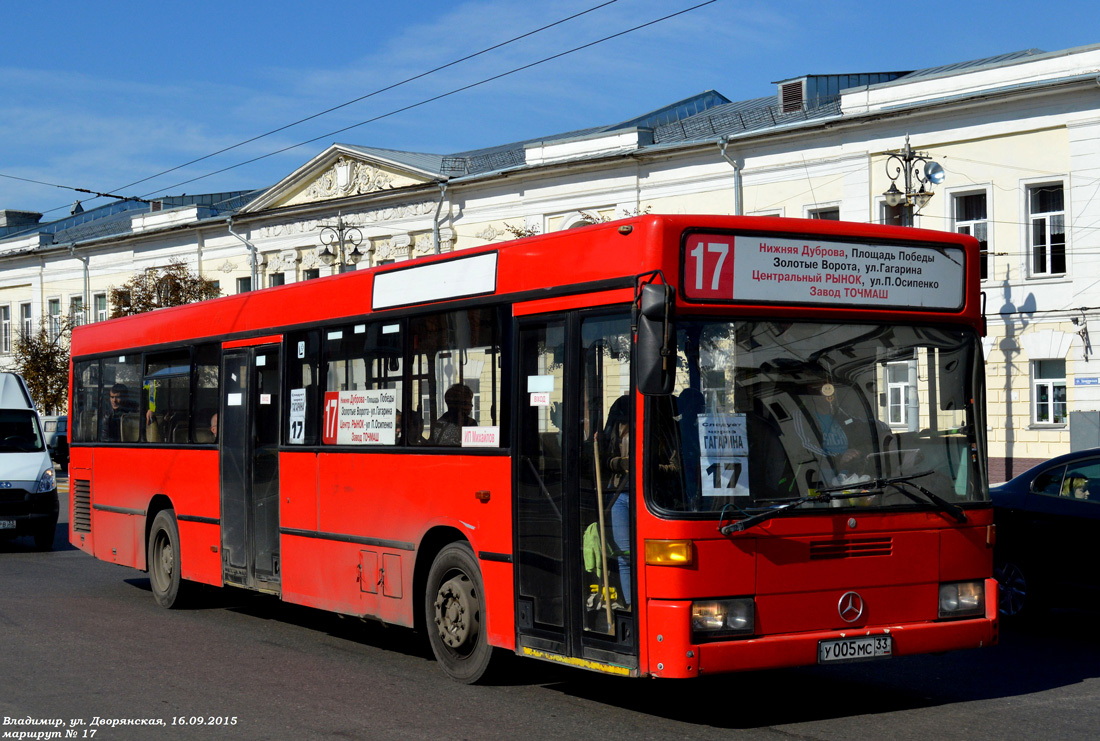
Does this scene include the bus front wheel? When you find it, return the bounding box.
[148,509,189,609]
[425,542,493,683]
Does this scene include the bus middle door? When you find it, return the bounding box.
[220,341,282,594]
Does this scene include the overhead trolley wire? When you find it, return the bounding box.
[137,0,719,200]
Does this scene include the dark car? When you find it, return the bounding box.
[991,448,1100,618]
[43,414,68,470]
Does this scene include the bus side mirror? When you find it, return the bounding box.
[637,282,675,396]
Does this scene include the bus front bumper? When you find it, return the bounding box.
[646,579,999,678]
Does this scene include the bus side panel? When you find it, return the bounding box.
[280,451,319,532]
[89,448,220,572]
[178,520,224,587]
[281,533,373,618]
[280,452,513,636]
[92,509,141,568]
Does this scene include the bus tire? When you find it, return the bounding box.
[425,542,493,683]
[148,509,188,609]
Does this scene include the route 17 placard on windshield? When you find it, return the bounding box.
[683,233,966,310]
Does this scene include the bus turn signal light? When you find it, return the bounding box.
[645,539,694,566]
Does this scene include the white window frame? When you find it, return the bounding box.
[0,305,10,354]
[806,204,841,220]
[94,293,108,323]
[69,294,85,327]
[951,187,991,282]
[1024,180,1067,278]
[1032,359,1067,426]
[885,361,913,427]
[47,298,61,341]
[19,302,32,339]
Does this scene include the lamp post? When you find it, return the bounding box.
[318,213,365,272]
[882,135,945,227]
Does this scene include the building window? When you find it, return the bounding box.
[268,273,285,288]
[236,277,252,294]
[69,296,85,327]
[0,306,10,354]
[94,293,108,323]
[886,362,912,426]
[1029,184,1065,276]
[19,303,32,339]
[1033,359,1067,425]
[954,192,989,281]
[880,202,903,227]
[48,299,61,341]
[809,207,840,220]
[303,268,320,281]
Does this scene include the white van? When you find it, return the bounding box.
[0,373,58,550]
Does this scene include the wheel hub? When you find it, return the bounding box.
[434,575,475,648]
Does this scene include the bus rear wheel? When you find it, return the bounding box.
[148,509,189,609]
[425,542,493,683]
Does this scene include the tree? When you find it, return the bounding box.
[12,318,70,414]
[109,259,221,318]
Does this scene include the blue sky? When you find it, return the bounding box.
[2,0,1098,221]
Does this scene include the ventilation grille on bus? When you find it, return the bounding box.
[72,479,91,533]
[810,537,892,560]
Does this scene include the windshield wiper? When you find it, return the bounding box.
[718,471,967,535]
[719,490,879,534]
[853,471,968,523]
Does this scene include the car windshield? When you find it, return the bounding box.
[648,320,988,514]
[0,409,45,453]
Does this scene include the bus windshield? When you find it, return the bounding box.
[648,320,988,515]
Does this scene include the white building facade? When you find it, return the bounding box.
[2,43,1100,480]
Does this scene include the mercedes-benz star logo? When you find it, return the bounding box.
[838,591,865,623]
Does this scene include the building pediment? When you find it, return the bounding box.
[242,144,442,213]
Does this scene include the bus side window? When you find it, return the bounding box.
[286,329,320,445]
[192,343,220,444]
[100,356,141,443]
[72,359,101,443]
[144,349,191,444]
[409,308,501,448]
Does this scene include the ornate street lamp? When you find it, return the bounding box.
[883,135,946,226]
[318,213,365,271]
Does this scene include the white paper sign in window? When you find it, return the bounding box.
[698,414,750,497]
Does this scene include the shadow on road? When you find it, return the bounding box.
[0,520,77,553]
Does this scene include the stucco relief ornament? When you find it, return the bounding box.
[476,225,504,242]
[301,250,320,270]
[308,156,394,200]
[219,260,236,273]
[389,234,412,257]
[414,234,435,255]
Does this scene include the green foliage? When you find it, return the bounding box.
[12,319,70,414]
[109,259,221,318]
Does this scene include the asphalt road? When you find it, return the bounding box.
[2,478,1099,740]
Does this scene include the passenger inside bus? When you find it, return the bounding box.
[601,395,631,608]
[100,383,132,442]
[430,383,476,445]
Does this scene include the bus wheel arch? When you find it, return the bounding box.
[417,528,494,683]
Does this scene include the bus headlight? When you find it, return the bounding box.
[939,581,985,618]
[691,598,755,638]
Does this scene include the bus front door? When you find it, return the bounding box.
[514,313,636,672]
[220,344,282,594]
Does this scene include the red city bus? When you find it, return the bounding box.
[68,215,996,682]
